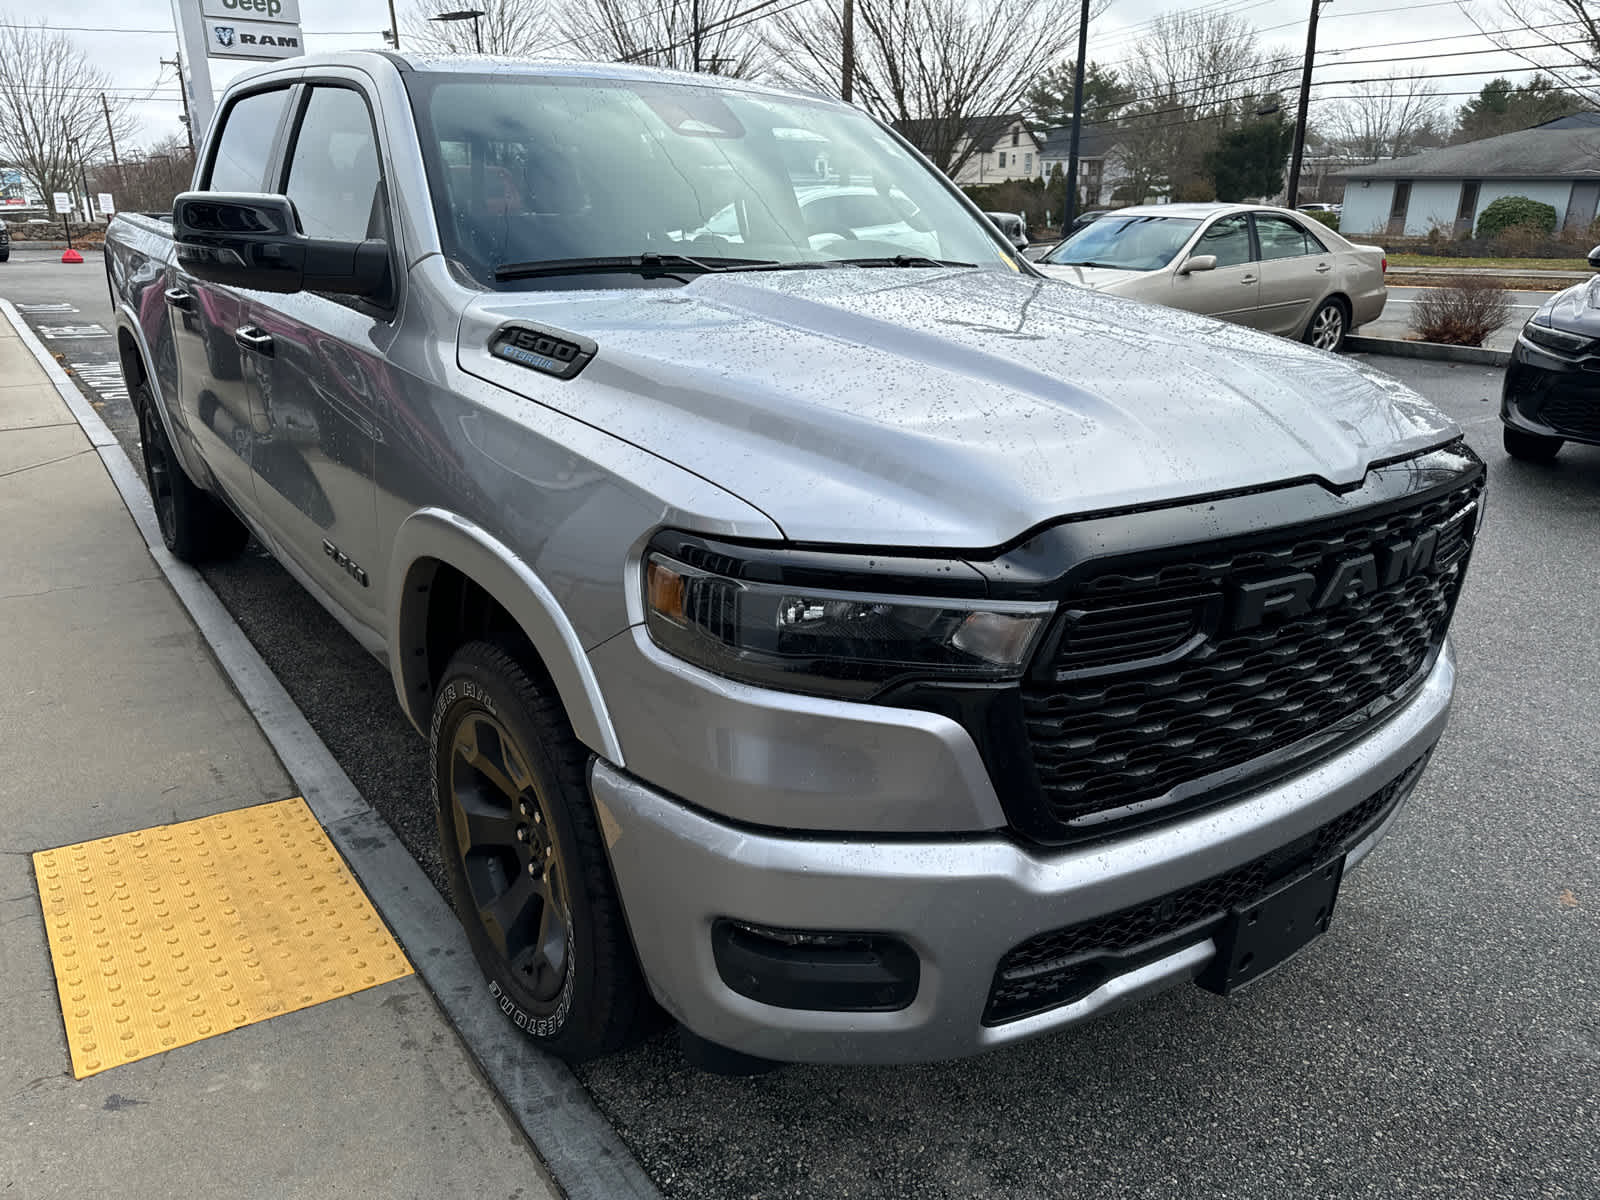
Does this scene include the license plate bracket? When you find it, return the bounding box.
[1197,856,1344,995]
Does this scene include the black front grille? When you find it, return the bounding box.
[983,751,1430,1025]
[1540,391,1600,440]
[1019,475,1481,841]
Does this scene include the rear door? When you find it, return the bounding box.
[168,84,295,506]
[1168,213,1262,327]
[240,78,396,633]
[1252,212,1333,337]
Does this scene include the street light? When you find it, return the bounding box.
[430,8,486,54]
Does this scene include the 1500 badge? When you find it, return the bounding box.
[489,323,597,380]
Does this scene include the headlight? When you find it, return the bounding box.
[643,548,1053,699]
[1521,320,1592,356]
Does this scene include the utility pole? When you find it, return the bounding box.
[386,0,401,48]
[692,0,702,72]
[1062,0,1090,229]
[841,0,854,102]
[100,93,126,191]
[1285,0,1327,209]
[163,57,197,158]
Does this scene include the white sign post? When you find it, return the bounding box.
[52,192,73,215]
[97,193,116,218]
[171,0,216,142]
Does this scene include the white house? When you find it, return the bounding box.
[1341,113,1600,237]
[897,114,1043,185]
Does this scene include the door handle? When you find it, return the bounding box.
[1315,262,1332,273]
[164,287,193,311]
[1240,275,1257,284]
[234,326,275,357]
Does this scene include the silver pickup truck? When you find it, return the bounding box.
[106,51,1484,1070]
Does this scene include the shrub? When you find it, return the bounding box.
[1409,277,1514,346]
[1476,195,1558,240]
[1305,209,1340,232]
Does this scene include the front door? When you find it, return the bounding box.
[167,84,295,508]
[1169,213,1262,327]
[243,82,394,633]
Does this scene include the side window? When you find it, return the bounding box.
[283,86,385,243]
[1199,214,1252,267]
[1255,214,1312,260]
[205,88,290,192]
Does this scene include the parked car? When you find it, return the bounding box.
[1297,203,1342,214]
[0,220,9,262]
[1501,246,1600,460]
[1033,202,1387,351]
[985,211,1029,251]
[107,53,1481,1070]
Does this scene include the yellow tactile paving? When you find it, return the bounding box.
[32,797,412,1078]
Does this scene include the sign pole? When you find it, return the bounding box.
[171,0,216,142]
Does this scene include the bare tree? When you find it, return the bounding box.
[1320,70,1448,165]
[1459,1,1600,104]
[1116,11,1296,201]
[552,0,766,75]
[0,20,137,206]
[765,0,1096,177]
[89,134,194,214]
[405,0,551,56]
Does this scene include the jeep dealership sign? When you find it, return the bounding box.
[199,0,302,61]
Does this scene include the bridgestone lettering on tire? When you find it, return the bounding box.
[431,638,650,1061]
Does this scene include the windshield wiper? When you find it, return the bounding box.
[1050,260,1126,269]
[493,252,783,282]
[830,255,975,269]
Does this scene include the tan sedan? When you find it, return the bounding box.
[1033,202,1387,351]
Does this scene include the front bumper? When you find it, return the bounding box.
[1502,339,1600,446]
[592,642,1455,1064]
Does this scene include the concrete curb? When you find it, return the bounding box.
[1345,333,1511,368]
[0,298,661,1200]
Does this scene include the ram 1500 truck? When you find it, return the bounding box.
[106,51,1485,1069]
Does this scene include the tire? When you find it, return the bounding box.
[431,639,651,1061]
[1503,426,1563,462]
[133,381,249,562]
[1304,298,1348,352]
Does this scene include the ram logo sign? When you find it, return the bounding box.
[203,17,304,60]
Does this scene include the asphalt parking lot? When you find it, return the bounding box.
[5,251,1597,1199]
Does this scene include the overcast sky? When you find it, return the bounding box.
[7,0,1578,151]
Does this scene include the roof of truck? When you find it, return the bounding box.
[230,50,829,105]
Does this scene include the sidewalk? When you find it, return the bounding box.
[0,315,558,1197]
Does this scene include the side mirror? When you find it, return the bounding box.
[1588,244,1600,269]
[173,191,390,299]
[1179,255,1218,275]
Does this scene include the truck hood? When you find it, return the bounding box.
[1536,275,1600,334]
[457,268,1457,547]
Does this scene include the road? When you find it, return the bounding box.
[5,251,1598,1200]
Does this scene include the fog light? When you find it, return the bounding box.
[711,920,920,1012]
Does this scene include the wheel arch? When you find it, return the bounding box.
[388,508,624,766]
[115,306,207,485]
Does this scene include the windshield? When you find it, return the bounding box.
[404,72,1016,286]
[1041,215,1201,271]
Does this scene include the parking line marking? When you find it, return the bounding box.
[33,796,413,1079]
[38,323,110,338]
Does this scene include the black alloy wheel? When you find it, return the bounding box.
[447,708,573,1006]
[431,639,650,1060]
[138,394,179,547]
[132,381,249,562]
